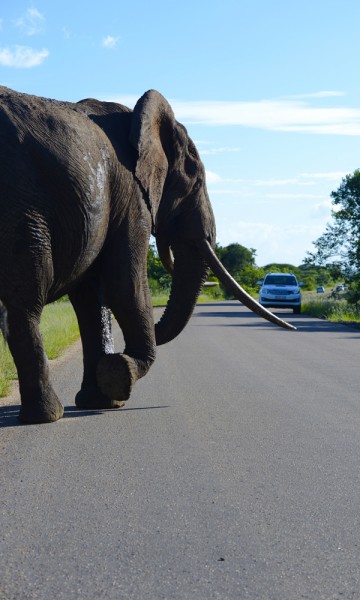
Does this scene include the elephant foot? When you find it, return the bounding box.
[96,353,137,402]
[18,389,64,424]
[75,386,126,410]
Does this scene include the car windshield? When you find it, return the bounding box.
[264,275,297,286]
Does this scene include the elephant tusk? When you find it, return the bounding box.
[156,237,174,275]
[154,239,215,288]
[198,239,297,331]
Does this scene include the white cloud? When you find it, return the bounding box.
[106,91,360,136]
[102,35,120,48]
[15,8,45,36]
[225,221,322,240]
[285,91,346,99]
[0,45,49,68]
[201,146,241,156]
[299,171,347,181]
[206,172,347,190]
[216,220,324,265]
[209,189,252,197]
[170,95,360,136]
[252,172,348,187]
[311,200,333,219]
[265,192,326,200]
[205,170,222,184]
[254,178,302,187]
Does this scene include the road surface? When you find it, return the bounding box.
[1,302,360,599]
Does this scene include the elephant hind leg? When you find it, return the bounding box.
[6,306,63,423]
[69,278,126,410]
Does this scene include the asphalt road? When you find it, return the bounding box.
[1,302,360,600]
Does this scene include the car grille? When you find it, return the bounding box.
[268,289,293,295]
[265,298,298,303]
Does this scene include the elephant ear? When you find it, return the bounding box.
[129,90,175,225]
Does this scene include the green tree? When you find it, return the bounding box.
[326,262,343,282]
[306,169,360,299]
[214,243,258,299]
[216,243,255,276]
[147,243,171,293]
[298,263,340,290]
[263,263,300,278]
[236,265,265,289]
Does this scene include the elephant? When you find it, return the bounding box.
[0,86,295,424]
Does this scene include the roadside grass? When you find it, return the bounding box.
[151,292,169,306]
[0,344,17,397]
[39,302,80,359]
[0,302,79,398]
[302,295,360,323]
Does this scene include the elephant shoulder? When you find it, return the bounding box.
[75,99,135,166]
[76,98,132,117]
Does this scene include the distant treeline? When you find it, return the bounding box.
[147,241,344,297]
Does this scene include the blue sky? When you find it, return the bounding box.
[1,0,360,266]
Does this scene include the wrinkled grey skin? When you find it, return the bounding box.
[0,87,293,424]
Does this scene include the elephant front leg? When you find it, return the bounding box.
[96,288,157,403]
[6,308,64,423]
[95,352,138,402]
[96,238,157,403]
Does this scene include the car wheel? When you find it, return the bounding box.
[293,306,301,314]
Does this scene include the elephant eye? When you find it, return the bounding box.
[192,178,203,193]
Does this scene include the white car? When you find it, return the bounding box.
[259,272,302,314]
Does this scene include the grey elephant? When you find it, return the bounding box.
[0,86,294,424]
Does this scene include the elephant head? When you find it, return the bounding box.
[130,90,295,342]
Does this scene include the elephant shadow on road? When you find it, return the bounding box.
[0,404,103,428]
[194,303,360,335]
[0,403,169,428]
[194,304,297,328]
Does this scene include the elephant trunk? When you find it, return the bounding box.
[155,242,209,346]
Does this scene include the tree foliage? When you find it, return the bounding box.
[215,244,263,298]
[147,242,171,294]
[306,169,360,301]
[216,243,255,276]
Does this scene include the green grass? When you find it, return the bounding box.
[0,343,17,397]
[151,292,170,306]
[0,302,79,398]
[39,302,80,359]
[302,295,360,323]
